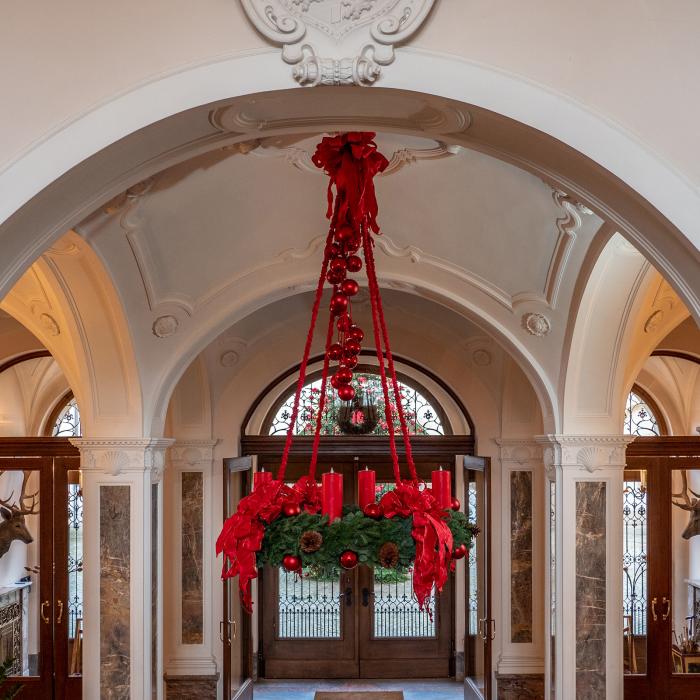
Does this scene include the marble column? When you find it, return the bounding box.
[537,435,634,700]
[71,438,173,700]
[496,440,545,689]
[164,441,219,692]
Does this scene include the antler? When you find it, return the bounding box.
[672,471,699,512]
[0,471,39,515]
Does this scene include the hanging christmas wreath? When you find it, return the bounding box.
[217,132,480,614]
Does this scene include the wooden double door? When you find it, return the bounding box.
[0,445,82,700]
[258,455,454,680]
[624,438,700,699]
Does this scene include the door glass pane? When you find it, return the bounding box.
[0,469,41,676]
[671,468,700,674]
[67,472,83,676]
[277,568,341,639]
[623,469,647,675]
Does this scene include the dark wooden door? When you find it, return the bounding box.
[222,458,254,700]
[624,450,700,699]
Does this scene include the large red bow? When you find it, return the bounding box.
[216,477,321,612]
[379,482,453,610]
[312,132,389,234]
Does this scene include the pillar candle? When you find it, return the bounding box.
[254,469,272,490]
[358,466,376,510]
[431,466,452,510]
[322,469,343,522]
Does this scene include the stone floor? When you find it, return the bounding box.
[253,679,463,700]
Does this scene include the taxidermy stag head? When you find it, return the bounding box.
[672,471,700,540]
[0,471,39,558]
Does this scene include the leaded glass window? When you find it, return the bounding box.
[623,390,660,437]
[52,398,81,437]
[268,371,446,436]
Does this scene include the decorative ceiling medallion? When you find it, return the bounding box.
[152,315,179,338]
[240,0,437,86]
[521,312,551,337]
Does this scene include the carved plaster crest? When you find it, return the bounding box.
[240,0,437,86]
[521,312,551,337]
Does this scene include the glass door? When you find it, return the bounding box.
[464,456,491,700]
[223,457,253,700]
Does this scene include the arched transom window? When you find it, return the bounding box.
[267,370,448,436]
[51,397,82,437]
[623,388,662,437]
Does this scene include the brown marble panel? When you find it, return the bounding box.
[576,481,606,700]
[164,673,219,699]
[496,673,545,699]
[181,472,203,643]
[511,470,533,643]
[100,484,131,699]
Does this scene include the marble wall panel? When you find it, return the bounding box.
[496,673,545,700]
[511,470,533,643]
[181,472,203,644]
[100,485,130,699]
[575,481,606,700]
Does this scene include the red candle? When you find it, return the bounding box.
[358,466,376,510]
[431,467,452,510]
[254,469,272,490]
[322,469,343,522]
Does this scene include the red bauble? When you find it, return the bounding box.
[327,269,346,285]
[340,279,359,297]
[344,338,361,356]
[335,225,355,242]
[346,255,363,273]
[342,355,359,370]
[330,374,340,389]
[329,257,347,274]
[344,238,361,254]
[330,292,349,316]
[283,554,302,572]
[326,242,342,257]
[336,314,352,332]
[283,502,301,517]
[451,497,461,511]
[337,384,355,402]
[328,343,343,361]
[363,503,381,519]
[348,325,364,342]
[452,543,468,560]
[339,550,359,569]
[335,367,353,384]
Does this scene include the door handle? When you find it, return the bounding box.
[479,617,487,641]
[56,599,64,625]
[662,597,671,621]
[41,600,50,624]
[361,587,374,607]
[651,597,658,621]
[219,619,236,642]
[488,618,496,640]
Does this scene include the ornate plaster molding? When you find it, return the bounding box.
[170,439,220,468]
[70,438,174,479]
[535,434,635,474]
[496,439,543,466]
[239,0,436,87]
[521,312,551,337]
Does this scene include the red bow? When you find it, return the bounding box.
[312,132,389,234]
[216,477,320,612]
[379,482,453,610]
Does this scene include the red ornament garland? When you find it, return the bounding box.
[217,132,454,613]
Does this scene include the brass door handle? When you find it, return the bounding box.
[651,597,658,621]
[489,618,496,640]
[662,597,671,621]
[56,599,64,624]
[479,617,487,641]
[41,600,50,624]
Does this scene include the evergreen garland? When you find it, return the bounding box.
[259,505,478,575]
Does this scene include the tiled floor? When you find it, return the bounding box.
[253,679,463,699]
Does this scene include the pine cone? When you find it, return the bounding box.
[378,541,399,569]
[299,530,323,553]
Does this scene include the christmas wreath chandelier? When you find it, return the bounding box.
[217,133,478,613]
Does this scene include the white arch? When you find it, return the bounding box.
[0,51,698,320]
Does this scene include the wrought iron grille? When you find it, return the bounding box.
[373,566,436,638]
[52,398,81,437]
[467,481,478,636]
[67,483,83,640]
[277,568,341,639]
[624,391,660,437]
[268,372,445,436]
[623,474,647,636]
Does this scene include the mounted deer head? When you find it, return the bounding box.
[0,471,39,558]
[672,471,700,539]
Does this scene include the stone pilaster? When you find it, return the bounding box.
[537,435,635,700]
[71,438,173,700]
[165,441,219,681]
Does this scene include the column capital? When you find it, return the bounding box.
[169,439,220,468]
[535,434,635,476]
[495,438,544,465]
[70,437,175,479]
